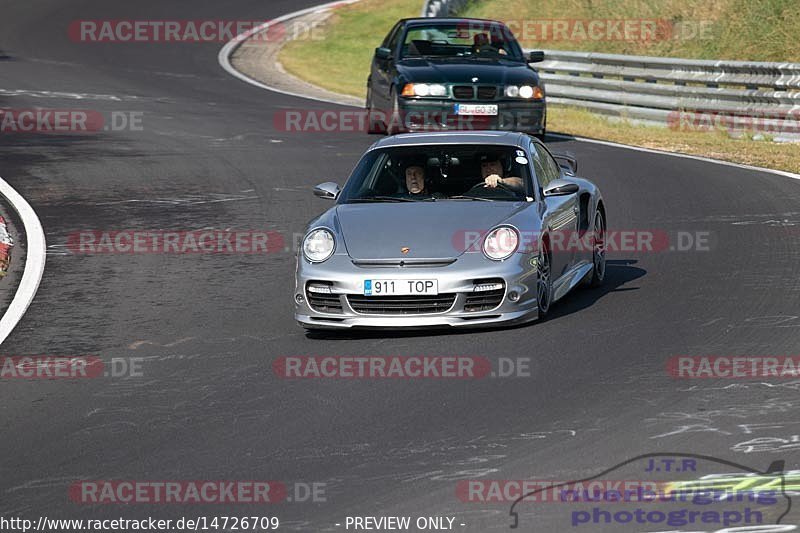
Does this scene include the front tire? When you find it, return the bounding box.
[366,84,385,134]
[585,210,606,288]
[533,110,547,140]
[536,242,553,319]
[386,88,403,136]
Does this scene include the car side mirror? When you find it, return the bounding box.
[543,179,579,197]
[528,50,545,63]
[375,47,392,60]
[552,153,578,174]
[313,182,340,200]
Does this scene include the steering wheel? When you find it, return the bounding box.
[464,181,517,197]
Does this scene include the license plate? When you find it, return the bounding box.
[363,279,438,296]
[454,104,498,116]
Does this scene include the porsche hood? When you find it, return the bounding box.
[334,202,527,260]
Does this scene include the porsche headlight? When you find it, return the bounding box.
[303,229,335,263]
[483,226,519,261]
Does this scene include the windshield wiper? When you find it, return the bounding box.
[348,196,416,203]
[447,196,495,202]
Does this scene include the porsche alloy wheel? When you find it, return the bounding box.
[536,244,552,317]
[589,210,606,287]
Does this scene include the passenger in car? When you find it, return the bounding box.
[403,160,443,198]
[405,163,427,194]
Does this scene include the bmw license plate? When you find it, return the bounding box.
[363,279,438,296]
[454,104,498,116]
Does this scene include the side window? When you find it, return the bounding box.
[529,142,549,192]
[533,143,561,188]
[386,24,403,52]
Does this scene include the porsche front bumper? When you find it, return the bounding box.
[294,252,540,330]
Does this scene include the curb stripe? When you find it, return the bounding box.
[0,175,46,344]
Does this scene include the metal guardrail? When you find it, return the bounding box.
[420,1,800,140]
[534,49,800,141]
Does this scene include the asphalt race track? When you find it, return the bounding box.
[2,0,800,531]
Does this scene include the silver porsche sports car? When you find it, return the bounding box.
[294,131,606,330]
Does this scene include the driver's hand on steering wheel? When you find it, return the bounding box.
[484,174,504,188]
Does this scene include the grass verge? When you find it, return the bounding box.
[550,107,799,173]
[461,0,800,61]
[280,0,421,100]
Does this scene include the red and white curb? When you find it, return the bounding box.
[0,176,46,344]
[0,215,13,276]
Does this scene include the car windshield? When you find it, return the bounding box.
[400,23,524,60]
[339,145,533,203]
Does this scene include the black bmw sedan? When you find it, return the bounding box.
[366,18,546,137]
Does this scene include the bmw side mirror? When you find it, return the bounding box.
[543,180,579,197]
[528,50,545,63]
[313,182,340,200]
[375,47,392,60]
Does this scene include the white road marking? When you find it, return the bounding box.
[217,0,363,106]
[0,88,138,101]
[0,175,46,345]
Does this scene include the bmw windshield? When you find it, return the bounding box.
[400,23,525,61]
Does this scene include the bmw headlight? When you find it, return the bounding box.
[483,226,519,261]
[519,85,535,98]
[303,229,335,262]
[505,85,544,99]
[402,83,447,97]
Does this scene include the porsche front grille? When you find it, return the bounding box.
[347,294,457,315]
[306,291,343,313]
[464,289,505,312]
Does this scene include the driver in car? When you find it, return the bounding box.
[481,153,525,193]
